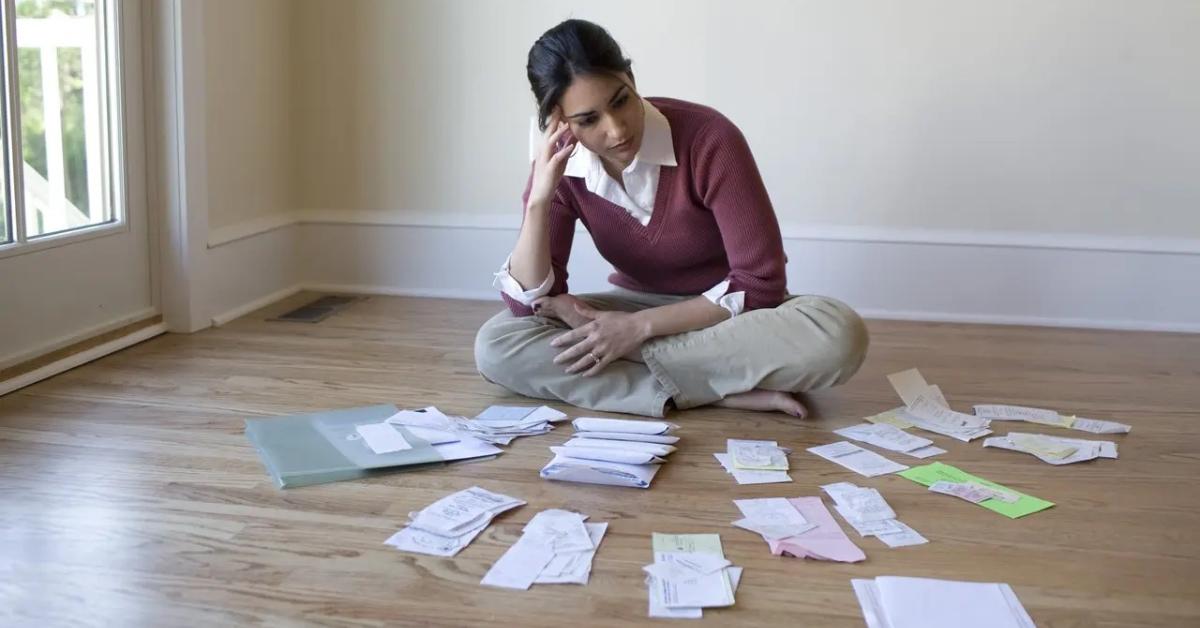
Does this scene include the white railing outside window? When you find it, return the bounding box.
[0,0,121,252]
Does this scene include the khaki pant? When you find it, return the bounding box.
[473,289,869,417]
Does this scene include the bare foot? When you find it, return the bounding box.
[715,389,808,418]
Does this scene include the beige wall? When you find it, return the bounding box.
[223,0,1200,238]
[204,0,294,231]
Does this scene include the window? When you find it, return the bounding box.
[1,0,121,248]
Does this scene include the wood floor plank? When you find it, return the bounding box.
[1,294,1198,626]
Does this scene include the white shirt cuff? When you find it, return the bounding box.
[493,254,554,306]
[701,279,745,317]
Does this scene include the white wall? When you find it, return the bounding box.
[198,0,1200,332]
[204,0,294,234]
[290,0,1200,238]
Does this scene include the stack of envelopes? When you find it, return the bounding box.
[540,417,679,488]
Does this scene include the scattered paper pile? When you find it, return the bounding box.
[644,533,743,619]
[974,403,1131,434]
[822,482,927,548]
[459,405,568,444]
[807,441,909,477]
[480,509,607,589]
[713,439,792,484]
[384,486,524,556]
[540,417,679,488]
[885,368,992,441]
[834,423,946,459]
[853,576,1036,628]
[984,431,1118,465]
[899,462,1054,518]
[733,496,866,562]
[376,404,565,451]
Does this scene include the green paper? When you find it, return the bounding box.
[652,533,726,556]
[899,462,1054,518]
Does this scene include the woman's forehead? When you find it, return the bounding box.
[560,73,632,116]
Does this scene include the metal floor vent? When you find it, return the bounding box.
[270,295,363,323]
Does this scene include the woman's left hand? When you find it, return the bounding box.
[550,303,650,376]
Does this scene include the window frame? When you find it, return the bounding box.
[0,0,129,261]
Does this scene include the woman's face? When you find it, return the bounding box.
[557,72,644,171]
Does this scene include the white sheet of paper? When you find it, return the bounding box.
[1070,417,1131,434]
[873,576,1036,628]
[851,579,891,628]
[576,431,680,444]
[403,425,460,445]
[550,446,663,465]
[355,422,412,454]
[535,522,608,585]
[524,509,594,553]
[480,533,557,590]
[835,423,933,453]
[905,445,947,459]
[651,555,735,609]
[524,406,568,423]
[728,439,789,470]
[733,498,810,527]
[973,404,1061,423]
[384,516,489,557]
[732,517,817,541]
[713,453,792,485]
[572,417,675,434]
[808,441,909,477]
[563,438,676,456]
[474,405,536,423]
[834,506,905,537]
[875,522,928,548]
[429,435,504,463]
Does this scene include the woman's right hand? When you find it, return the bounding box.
[526,113,576,210]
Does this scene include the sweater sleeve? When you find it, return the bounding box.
[692,116,788,311]
[500,166,577,317]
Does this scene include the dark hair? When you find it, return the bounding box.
[527,19,634,131]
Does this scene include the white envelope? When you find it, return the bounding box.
[550,446,664,465]
[574,431,680,444]
[562,438,676,457]
[572,417,677,435]
[540,453,661,488]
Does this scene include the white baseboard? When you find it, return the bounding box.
[0,323,168,397]
[203,214,1200,333]
[0,306,159,371]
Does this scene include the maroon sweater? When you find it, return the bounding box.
[502,97,787,317]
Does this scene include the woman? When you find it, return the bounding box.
[474,19,868,418]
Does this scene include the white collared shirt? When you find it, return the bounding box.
[494,99,745,317]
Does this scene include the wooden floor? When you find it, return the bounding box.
[2,294,1199,627]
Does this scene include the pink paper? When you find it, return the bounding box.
[766,497,866,563]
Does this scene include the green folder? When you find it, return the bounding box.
[898,461,1055,519]
[245,404,447,488]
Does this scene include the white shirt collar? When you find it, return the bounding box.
[526,99,675,226]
